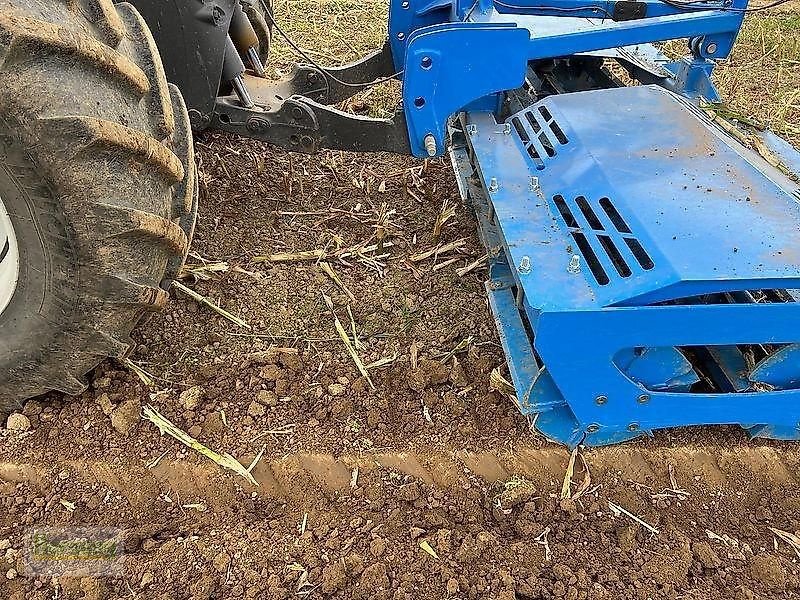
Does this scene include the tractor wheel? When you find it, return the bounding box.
[0,0,197,410]
[241,0,273,65]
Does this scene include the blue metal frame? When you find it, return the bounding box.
[400,0,800,446]
[389,0,747,156]
[451,84,800,447]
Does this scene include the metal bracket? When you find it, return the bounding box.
[662,57,721,103]
[403,23,530,157]
[212,75,411,153]
[206,39,409,153]
[260,40,396,109]
[306,40,397,105]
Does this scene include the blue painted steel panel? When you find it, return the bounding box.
[535,303,800,444]
[462,85,800,446]
[503,86,800,307]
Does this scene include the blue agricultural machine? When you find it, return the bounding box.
[1,0,798,446]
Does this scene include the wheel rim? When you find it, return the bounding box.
[0,193,19,316]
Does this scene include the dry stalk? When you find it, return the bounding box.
[432,198,456,242]
[319,261,356,303]
[410,238,467,262]
[769,527,800,558]
[173,281,249,329]
[142,404,257,486]
[560,447,578,500]
[456,254,488,277]
[322,293,374,389]
[534,527,552,561]
[608,500,659,535]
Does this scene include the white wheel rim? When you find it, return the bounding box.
[0,194,19,316]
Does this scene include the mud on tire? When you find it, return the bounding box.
[0,0,197,409]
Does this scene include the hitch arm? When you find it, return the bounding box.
[212,73,411,154]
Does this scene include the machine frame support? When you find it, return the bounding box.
[131,0,747,156]
[130,0,410,152]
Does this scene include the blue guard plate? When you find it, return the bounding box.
[461,85,800,446]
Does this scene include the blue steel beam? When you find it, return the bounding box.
[402,5,744,155]
[474,0,742,20]
[389,0,746,76]
[536,303,800,441]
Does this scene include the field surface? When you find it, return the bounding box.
[2,2,800,599]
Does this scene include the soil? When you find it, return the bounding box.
[2,135,800,600]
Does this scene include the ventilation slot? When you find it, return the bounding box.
[599,197,631,233]
[525,112,542,134]
[527,146,544,170]
[508,103,569,172]
[625,238,655,270]
[572,232,609,285]
[511,117,528,143]
[553,195,577,228]
[598,235,632,277]
[550,121,568,145]
[551,194,655,285]
[576,196,603,230]
[536,133,554,157]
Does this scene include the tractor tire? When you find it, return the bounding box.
[241,0,273,65]
[0,0,197,410]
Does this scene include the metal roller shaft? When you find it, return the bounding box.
[230,1,266,76]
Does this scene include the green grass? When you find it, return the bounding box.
[269,0,388,68]
[715,10,800,142]
[267,0,398,117]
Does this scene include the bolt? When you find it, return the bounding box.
[466,124,477,136]
[187,109,206,129]
[488,177,499,193]
[291,106,304,121]
[423,134,437,157]
[402,0,410,7]
[637,394,650,404]
[568,254,581,274]
[211,5,225,25]
[518,256,531,275]
[397,32,405,40]
[307,71,319,84]
[627,422,640,432]
[595,395,608,406]
[586,423,600,433]
[246,117,270,133]
[706,42,718,55]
